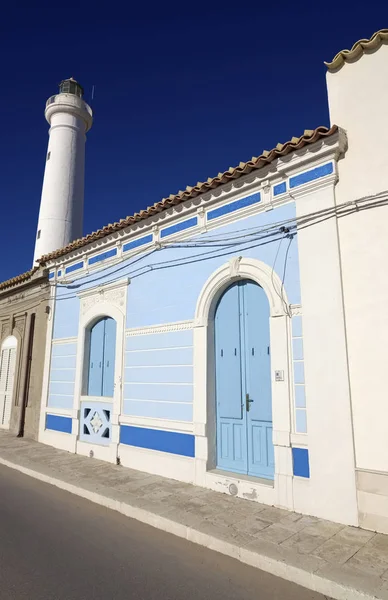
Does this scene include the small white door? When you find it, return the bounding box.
[0,338,17,429]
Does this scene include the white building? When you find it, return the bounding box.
[4,29,388,533]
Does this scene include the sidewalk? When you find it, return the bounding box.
[0,432,387,600]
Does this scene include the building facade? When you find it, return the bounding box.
[0,269,50,440]
[2,28,384,533]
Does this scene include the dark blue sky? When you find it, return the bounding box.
[1,3,385,281]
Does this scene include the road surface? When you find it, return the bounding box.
[0,464,327,599]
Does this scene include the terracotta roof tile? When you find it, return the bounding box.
[38,124,338,265]
[325,29,388,71]
[0,267,40,292]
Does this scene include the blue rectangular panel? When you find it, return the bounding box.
[160,217,198,239]
[207,192,261,221]
[292,447,310,478]
[292,316,303,338]
[124,382,193,403]
[88,248,117,265]
[120,425,195,457]
[295,385,306,408]
[125,330,192,351]
[123,234,153,253]
[46,414,72,434]
[125,347,193,367]
[123,399,193,421]
[49,381,75,396]
[290,162,333,189]
[51,355,77,370]
[273,182,287,196]
[295,409,307,433]
[47,395,74,410]
[58,270,62,277]
[65,261,84,274]
[292,338,304,360]
[125,366,193,384]
[49,272,55,280]
[49,369,76,383]
[293,361,305,384]
[52,343,77,357]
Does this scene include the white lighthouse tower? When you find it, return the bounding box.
[33,78,93,264]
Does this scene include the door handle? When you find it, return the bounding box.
[246,393,254,412]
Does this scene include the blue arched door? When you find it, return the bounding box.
[87,317,117,397]
[215,280,274,479]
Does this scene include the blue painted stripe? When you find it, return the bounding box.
[49,381,75,396]
[47,395,74,410]
[46,414,72,434]
[290,162,333,189]
[88,248,117,265]
[124,382,193,402]
[292,447,310,478]
[120,425,195,457]
[51,355,77,369]
[65,261,84,274]
[125,366,193,384]
[122,400,193,421]
[125,330,192,351]
[160,217,198,239]
[273,182,287,196]
[125,347,193,367]
[51,343,77,357]
[207,192,261,221]
[49,272,55,280]
[49,368,76,383]
[123,234,153,253]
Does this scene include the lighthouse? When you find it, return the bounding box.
[33,78,93,264]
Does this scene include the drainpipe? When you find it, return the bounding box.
[17,313,35,437]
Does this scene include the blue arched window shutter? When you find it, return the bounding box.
[87,317,116,397]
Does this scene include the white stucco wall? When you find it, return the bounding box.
[327,41,388,532]
[327,44,388,475]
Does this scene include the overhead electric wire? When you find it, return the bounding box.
[7,190,388,305]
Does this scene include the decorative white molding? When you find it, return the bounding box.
[228,256,242,277]
[125,320,194,337]
[78,278,129,316]
[52,336,78,345]
[290,304,302,316]
[195,257,288,326]
[119,414,194,433]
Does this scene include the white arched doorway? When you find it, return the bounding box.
[0,336,18,429]
[193,258,294,506]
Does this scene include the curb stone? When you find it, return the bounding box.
[0,455,381,600]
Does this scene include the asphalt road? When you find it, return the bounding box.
[0,464,327,599]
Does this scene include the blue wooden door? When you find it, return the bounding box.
[102,317,116,397]
[87,317,116,397]
[88,319,105,396]
[215,283,247,473]
[243,282,274,479]
[215,280,274,479]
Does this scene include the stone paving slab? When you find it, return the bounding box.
[0,432,387,599]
